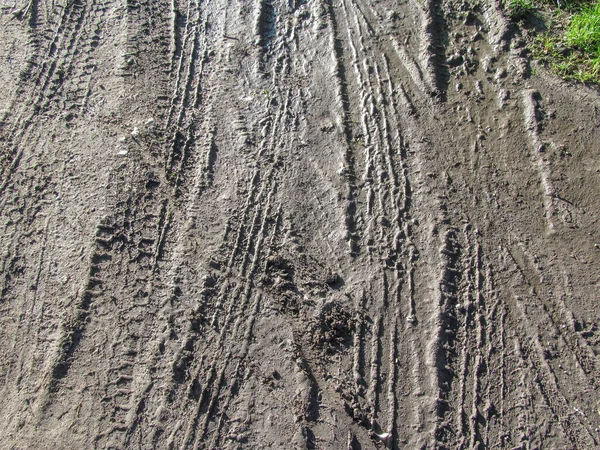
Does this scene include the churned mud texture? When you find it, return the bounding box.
[1,0,600,449]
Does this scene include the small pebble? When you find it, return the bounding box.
[375,432,391,442]
[447,53,464,67]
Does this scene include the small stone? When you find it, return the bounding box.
[374,432,391,442]
[131,127,139,137]
[447,53,464,68]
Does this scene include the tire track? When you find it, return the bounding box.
[2,0,600,448]
[498,243,598,448]
[0,0,105,188]
[123,5,303,445]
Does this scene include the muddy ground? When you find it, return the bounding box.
[0,0,599,448]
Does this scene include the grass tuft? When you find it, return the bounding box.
[507,0,537,19]
[566,3,600,54]
[525,0,600,83]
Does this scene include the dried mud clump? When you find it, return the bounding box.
[310,300,354,354]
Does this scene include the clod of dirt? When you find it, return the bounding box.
[324,270,343,289]
[310,300,354,354]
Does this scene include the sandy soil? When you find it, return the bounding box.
[1,0,600,448]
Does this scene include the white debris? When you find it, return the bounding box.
[374,432,391,441]
[117,150,128,156]
[131,127,139,137]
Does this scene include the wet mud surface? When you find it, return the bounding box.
[1,0,600,448]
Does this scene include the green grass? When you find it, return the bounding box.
[567,3,600,54]
[521,0,600,83]
[507,0,537,19]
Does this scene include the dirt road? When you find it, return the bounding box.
[1,0,600,448]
